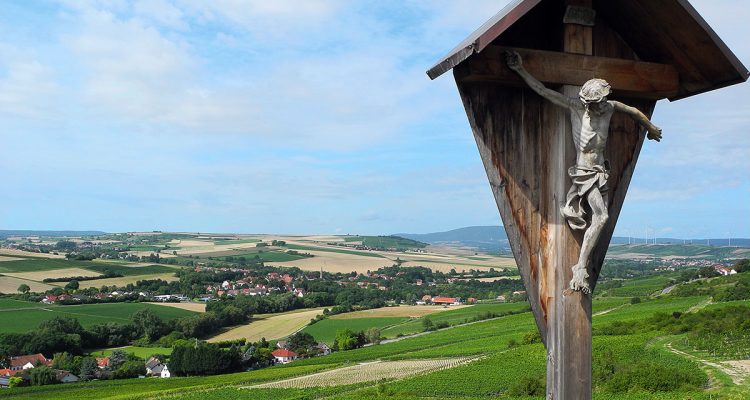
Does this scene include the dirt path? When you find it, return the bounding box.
[593,304,627,316]
[665,342,747,385]
[686,298,713,313]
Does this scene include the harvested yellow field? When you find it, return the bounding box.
[147,302,206,312]
[329,305,468,319]
[275,250,391,273]
[0,249,64,259]
[250,357,479,388]
[208,308,326,343]
[78,273,179,289]
[3,268,102,281]
[0,256,25,262]
[0,276,57,294]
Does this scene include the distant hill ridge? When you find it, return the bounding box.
[0,230,108,238]
[394,226,750,252]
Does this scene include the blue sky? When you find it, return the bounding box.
[0,0,748,238]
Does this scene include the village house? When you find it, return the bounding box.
[316,342,332,356]
[96,357,109,369]
[272,349,298,364]
[41,294,58,304]
[9,354,51,371]
[145,357,171,378]
[54,370,79,383]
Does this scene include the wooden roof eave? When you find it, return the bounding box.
[426,0,542,80]
[427,0,749,100]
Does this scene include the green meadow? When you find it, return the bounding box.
[302,317,409,345]
[0,302,196,333]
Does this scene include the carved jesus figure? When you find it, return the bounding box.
[506,51,662,294]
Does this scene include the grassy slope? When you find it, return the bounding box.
[0,258,119,273]
[0,295,728,399]
[381,303,530,338]
[0,302,196,333]
[286,244,386,258]
[302,317,408,345]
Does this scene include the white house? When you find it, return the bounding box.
[272,349,298,364]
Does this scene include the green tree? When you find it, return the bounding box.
[131,309,167,342]
[51,352,74,371]
[332,329,365,351]
[17,284,31,294]
[65,280,80,291]
[109,349,128,370]
[364,328,382,345]
[30,366,55,386]
[113,361,146,379]
[78,357,98,381]
[287,332,317,354]
[8,376,23,388]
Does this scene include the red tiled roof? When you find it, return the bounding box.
[432,297,457,303]
[10,354,50,368]
[272,349,298,358]
[0,369,19,377]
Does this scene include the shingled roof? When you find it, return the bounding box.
[427,0,748,100]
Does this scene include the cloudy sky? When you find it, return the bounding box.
[1,0,748,238]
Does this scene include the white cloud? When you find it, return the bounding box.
[0,44,60,120]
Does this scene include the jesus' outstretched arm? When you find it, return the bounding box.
[505,50,577,110]
[612,101,663,141]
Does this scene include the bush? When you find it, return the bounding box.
[507,375,545,396]
[30,366,55,386]
[113,361,146,379]
[604,360,704,392]
[630,296,641,304]
[522,331,542,345]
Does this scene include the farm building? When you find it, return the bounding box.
[272,349,299,364]
[9,354,51,371]
[431,297,463,305]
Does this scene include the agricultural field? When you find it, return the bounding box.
[303,317,409,346]
[252,357,477,388]
[82,264,179,276]
[329,305,466,319]
[90,346,174,359]
[598,274,678,297]
[381,302,530,338]
[147,301,206,312]
[0,276,57,293]
[0,255,183,294]
[77,273,179,289]
[606,243,750,260]
[208,308,327,343]
[0,302,197,333]
[3,292,747,399]
[0,258,111,273]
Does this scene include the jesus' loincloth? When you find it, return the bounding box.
[560,163,609,230]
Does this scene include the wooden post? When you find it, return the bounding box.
[546,1,593,399]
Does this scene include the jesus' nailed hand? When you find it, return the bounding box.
[505,50,662,294]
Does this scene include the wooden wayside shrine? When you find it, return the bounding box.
[427,0,748,399]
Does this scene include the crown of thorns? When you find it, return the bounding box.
[579,78,611,103]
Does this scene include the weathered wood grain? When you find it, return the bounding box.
[456,46,679,99]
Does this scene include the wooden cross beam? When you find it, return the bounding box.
[455,46,679,99]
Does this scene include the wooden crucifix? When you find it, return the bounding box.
[426,0,747,399]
